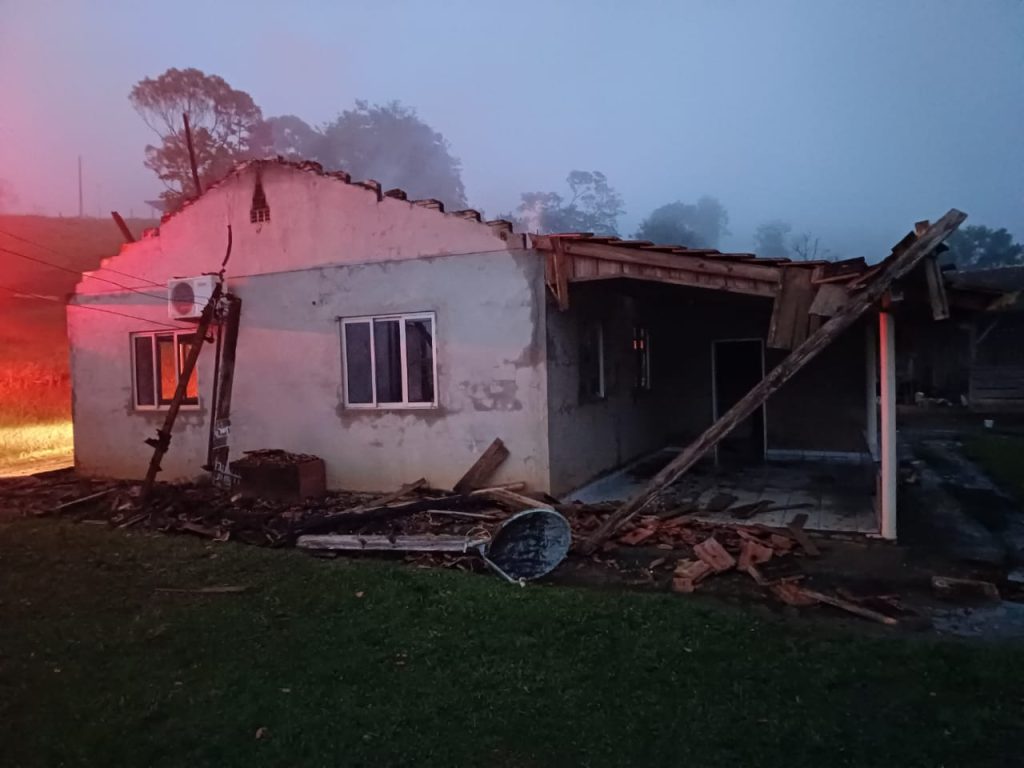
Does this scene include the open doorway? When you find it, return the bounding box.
[712,339,766,464]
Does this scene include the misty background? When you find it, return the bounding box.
[1,0,1021,260]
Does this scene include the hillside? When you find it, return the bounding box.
[0,215,156,474]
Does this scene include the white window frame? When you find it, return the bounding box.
[340,311,439,409]
[130,330,201,411]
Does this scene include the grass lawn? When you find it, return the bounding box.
[1,521,1022,768]
[965,433,1024,504]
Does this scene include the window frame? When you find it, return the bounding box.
[634,325,653,392]
[130,330,201,412]
[340,311,439,410]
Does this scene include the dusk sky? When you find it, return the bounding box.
[1,0,1021,258]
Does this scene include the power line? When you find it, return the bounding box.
[0,225,164,287]
[0,284,192,331]
[0,244,169,302]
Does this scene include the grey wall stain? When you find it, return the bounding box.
[460,379,522,412]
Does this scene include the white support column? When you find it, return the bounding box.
[865,321,879,460]
[879,311,897,540]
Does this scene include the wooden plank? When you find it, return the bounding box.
[575,256,598,277]
[923,256,951,320]
[811,257,868,284]
[40,487,117,517]
[568,271,776,298]
[453,438,509,493]
[579,210,967,554]
[693,536,736,572]
[562,240,783,284]
[800,588,899,625]
[768,267,816,349]
[808,283,849,317]
[348,479,427,514]
[770,582,819,606]
[140,283,222,504]
[932,575,1000,601]
[552,237,570,311]
[737,539,773,572]
[671,559,714,593]
[297,533,488,552]
[477,487,553,511]
[786,512,821,557]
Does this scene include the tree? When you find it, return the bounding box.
[754,220,792,258]
[943,225,1023,270]
[316,101,467,210]
[791,232,831,261]
[249,115,325,161]
[634,196,729,248]
[505,171,625,235]
[130,68,264,211]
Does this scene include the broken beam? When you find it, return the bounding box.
[580,209,967,554]
[453,438,509,493]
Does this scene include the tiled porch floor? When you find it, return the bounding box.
[568,449,878,534]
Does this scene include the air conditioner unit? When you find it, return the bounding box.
[168,275,219,320]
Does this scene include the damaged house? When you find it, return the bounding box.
[67,159,968,541]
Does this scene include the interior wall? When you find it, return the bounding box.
[546,281,869,495]
[546,285,675,496]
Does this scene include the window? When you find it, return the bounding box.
[250,177,270,223]
[579,321,605,400]
[634,326,652,391]
[342,313,437,408]
[131,331,200,409]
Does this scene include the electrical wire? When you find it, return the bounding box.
[0,245,171,302]
[0,283,192,331]
[0,225,164,287]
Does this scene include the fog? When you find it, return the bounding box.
[1,0,1021,259]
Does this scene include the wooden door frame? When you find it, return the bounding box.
[711,338,768,463]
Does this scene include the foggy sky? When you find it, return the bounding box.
[1,0,1021,259]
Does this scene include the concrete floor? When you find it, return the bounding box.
[569,448,878,534]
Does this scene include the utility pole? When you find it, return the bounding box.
[182,112,202,198]
[77,155,83,218]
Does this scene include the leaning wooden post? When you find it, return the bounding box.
[579,210,967,554]
[139,283,222,505]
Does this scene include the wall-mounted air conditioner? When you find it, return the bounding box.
[168,275,219,320]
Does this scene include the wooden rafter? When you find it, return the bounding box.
[533,235,788,303]
[579,209,967,554]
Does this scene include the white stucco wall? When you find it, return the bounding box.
[68,162,551,491]
[76,162,514,296]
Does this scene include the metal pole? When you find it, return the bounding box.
[183,112,202,198]
[77,156,83,218]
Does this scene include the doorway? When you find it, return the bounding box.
[712,339,766,464]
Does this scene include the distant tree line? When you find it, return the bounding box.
[131,69,1023,270]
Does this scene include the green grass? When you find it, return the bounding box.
[1,520,1023,767]
[965,433,1024,504]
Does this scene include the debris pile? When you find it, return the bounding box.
[0,441,911,624]
[565,506,905,625]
